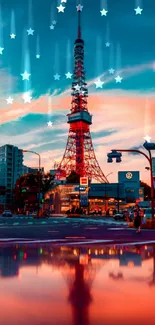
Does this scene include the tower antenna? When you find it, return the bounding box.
[77,3,81,39]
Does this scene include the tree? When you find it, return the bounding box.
[140,181,151,200]
[66,171,80,184]
[14,172,54,211]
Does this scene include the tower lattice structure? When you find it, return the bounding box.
[56,5,108,183]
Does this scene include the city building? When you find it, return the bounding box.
[23,165,44,175]
[43,171,142,214]
[0,144,23,208]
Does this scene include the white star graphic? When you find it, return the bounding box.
[74,84,81,91]
[134,6,143,15]
[57,4,65,13]
[115,75,123,83]
[109,68,115,74]
[65,72,72,79]
[52,20,57,25]
[50,25,54,30]
[100,8,108,16]
[36,54,40,59]
[10,33,16,39]
[76,4,83,11]
[54,73,60,80]
[144,135,151,143]
[23,92,32,103]
[6,96,14,104]
[94,78,104,89]
[0,47,4,55]
[105,42,110,47]
[61,0,67,2]
[27,28,34,35]
[47,121,53,127]
[21,71,31,80]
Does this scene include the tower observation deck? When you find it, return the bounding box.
[55,4,108,183]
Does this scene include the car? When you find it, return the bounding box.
[143,208,155,221]
[113,213,126,221]
[2,210,12,217]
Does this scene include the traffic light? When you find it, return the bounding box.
[107,150,122,163]
[143,141,155,151]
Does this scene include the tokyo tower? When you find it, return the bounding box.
[56,4,108,183]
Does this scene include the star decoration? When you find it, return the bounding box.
[6,96,14,104]
[54,73,60,80]
[27,28,34,35]
[134,7,143,15]
[76,4,83,11]
[0,47,4,55]
[144,135,151,143]
[23,92,32,103]
[57,4,65,13]
[94,78,104,89]
[65,72,72,79]
[36,54,40,59]
[109,68,115,74]
[50,25,54,30]
[52,20,57,25]
[61,0,67,2]
[10,33,16,39]
[115,75,123,83]
[47,121,53,127]
[100,8,108,16]
[105,42,110,47]
[74,84,81,91]
[21,71,31,80]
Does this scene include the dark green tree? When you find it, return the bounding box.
[66,171,80,184]
[140,181,151,200]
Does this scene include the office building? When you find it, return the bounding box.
[0,145,23,207]
[23,165,44,175]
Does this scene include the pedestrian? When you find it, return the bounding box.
[134,204,142,233]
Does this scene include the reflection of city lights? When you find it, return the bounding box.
[101,249,104,254]
[73,249,77,256]
[145,246,147,250]
[109,250,112,255]
[120,250,123,255]
[88,249,91,254]
[95,250,98,255]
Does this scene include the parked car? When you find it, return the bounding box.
[113,213,126,221]
[2,210,12,217]
[143,208,155,221]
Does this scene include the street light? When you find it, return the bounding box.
[22,150,41,215]
[107,140,155,225]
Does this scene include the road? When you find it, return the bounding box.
[0,215,155,246]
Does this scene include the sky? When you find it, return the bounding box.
[0,0,155,184]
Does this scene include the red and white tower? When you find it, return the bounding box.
[56,4,108,183]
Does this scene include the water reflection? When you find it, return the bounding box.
[0,243,155,325]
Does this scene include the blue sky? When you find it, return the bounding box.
[0,0,155,183]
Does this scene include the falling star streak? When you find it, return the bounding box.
[10,10,16,39]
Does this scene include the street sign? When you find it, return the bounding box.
[80,177,88,186]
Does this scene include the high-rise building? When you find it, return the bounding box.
[0,145,23,207]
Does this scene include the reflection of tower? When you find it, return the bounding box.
[55,5,108,183]
[65,255,99,325]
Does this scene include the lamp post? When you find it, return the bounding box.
[22,150,41,215]
[107,141,155,226]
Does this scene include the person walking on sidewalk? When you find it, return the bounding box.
[134,204,142,233]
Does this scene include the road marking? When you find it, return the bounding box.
[117,240,155,246]
[85,227,98,230]
[108,228,127,230]
[64,239,114,245]
[13,222,19,225]
[65,236,86,239]
[28,222,33,225]
[48,230,59,233]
